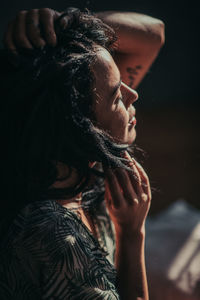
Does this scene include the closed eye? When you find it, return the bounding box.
[115,95,123,106]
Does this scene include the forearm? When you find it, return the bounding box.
[104,153,151,299]
[95,11,165,53]
[95,11,165,88]
[115,228,148,300]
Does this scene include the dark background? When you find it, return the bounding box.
[1,0,199,215]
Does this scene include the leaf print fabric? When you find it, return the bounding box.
[0,200,119,299]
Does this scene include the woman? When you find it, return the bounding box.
[0,7,164,300]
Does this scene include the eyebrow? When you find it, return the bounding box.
[111,78,122,98]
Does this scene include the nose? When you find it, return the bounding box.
[121,82,138,105]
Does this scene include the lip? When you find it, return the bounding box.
[128,107,136,125]
[128,107,136,120]
[128,115,137,126]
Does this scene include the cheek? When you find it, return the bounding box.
[93,101,129,139]
[109,109,128,134]
[112,113,126,128]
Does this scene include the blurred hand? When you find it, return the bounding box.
[104,151,151,235]
[3,8,63,51]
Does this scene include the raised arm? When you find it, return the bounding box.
[3,8,162,299]
[95,11,165,88]
[3,9,165,90]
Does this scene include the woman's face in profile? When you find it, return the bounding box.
[92,47,138,145]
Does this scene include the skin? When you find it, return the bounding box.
[96,11,165,89]
[4,8,165,300]
[92,47,138,145]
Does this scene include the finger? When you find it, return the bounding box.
[132,158,152,200]
[39,8,57,46]
[121,151,151,204]
[3,21,17,51]
[129,162,144,196]
[131,157,148,181]
[123,151,150,197]
[26,9,46,48]
[13,11,33,49]
[104,169,124,208]
[121,151,143,196]
[114,168,138,205]
[58,13,70,29]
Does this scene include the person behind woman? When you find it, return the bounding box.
[0,7,164,300]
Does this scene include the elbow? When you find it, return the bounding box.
[152,19,165,47]
[138,16,165,50]
[157,20,165,46]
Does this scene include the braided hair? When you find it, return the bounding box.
[0,8,133,234]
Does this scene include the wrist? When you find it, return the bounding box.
[115,224,146,242]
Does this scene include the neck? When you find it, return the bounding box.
[57,192,82,208]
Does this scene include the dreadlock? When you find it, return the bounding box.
[0,8,134,235]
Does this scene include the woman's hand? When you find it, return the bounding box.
[104,151,151,236]
[3,8,62,51]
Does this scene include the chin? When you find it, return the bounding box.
[117,133,136,145]
[126,128,137,145]
[127,136,136,145]
[113,127,137,145]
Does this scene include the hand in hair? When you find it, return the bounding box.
[104,151,151,235]
[3,8,63,51]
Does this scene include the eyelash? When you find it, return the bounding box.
[115,95,123,106]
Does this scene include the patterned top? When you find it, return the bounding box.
[0,200,119,299]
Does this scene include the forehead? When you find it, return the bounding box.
[92,48,120,94]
